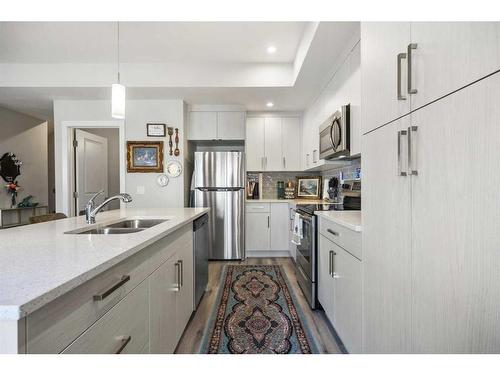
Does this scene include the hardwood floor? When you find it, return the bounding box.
[175,257,343,354]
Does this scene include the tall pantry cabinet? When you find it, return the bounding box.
[362,22,500,353]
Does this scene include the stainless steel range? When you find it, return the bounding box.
[294,196,361,309]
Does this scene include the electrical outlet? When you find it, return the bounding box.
[136,186,145,195]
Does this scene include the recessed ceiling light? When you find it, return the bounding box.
[267,45,277,54]
[266,102,274,108]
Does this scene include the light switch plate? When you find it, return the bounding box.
[136,186,145,195]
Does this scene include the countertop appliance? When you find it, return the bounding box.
[294,196,361,309]
[319,104,350,160]
[193,213,210,308]
[192,151,245,260]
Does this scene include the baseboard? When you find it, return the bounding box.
[246,250,291,258]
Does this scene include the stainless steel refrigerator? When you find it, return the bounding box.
[192,151,245,260]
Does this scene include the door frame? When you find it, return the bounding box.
[58,120,125,217]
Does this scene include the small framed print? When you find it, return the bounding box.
[146,123,166,137]
[127,141,164,173]
[296,176,322,199]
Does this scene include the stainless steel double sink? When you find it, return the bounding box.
[68,219,167,235]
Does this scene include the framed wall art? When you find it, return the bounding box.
[296,176,322,199]
[126,141,164,173]
[146,123,166,137]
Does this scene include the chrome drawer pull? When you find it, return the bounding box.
[178,260,183,288]
[397,53,407,100]
[115,335,132,354]
[327,229,339,236]
[93,275,130,301]
[175,261,181,291]
[407,43,418,94]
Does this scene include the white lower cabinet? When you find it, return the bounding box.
[245,211,270,251]
[318,219,362,353]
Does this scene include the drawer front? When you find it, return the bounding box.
[62,280,149,354]
[27,225,191,354]
[245,203,271,213]
[319,218,362,260]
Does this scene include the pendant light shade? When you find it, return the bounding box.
[111,83,126,119]
[111,22,125,119]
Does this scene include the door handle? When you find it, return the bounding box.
[261,157,265,170]
[329,250,334,276]
[397,53,407,100]
[267,215,270,228]
[407,126,418,175]
[407,43,418,94]
[175,261,181,291]
[178,260,183,288]
[283,156,286,169]
[306,153,310,167]
[397,130,408,177]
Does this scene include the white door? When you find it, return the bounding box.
[270,203,290,251]
[217,112,245,140]
[411,72,500,353]
[281,117,301,171]
[362,117,412,353]
[410,22,500,109]
[75,129,108,215]
[245,212,270,251]
[318,234,335,324]
[333,246,362,354]
[361,22,411,133]
[188,112,217,140]
[246,117,265,171]
[264,117,282,171]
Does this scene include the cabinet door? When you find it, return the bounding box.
[188,112,217,140]
[270,203,290,251]
[264,117,283,171]
[333,246,362,354]
[245,212,270,251]
[411,72,500,353]
[281,117,301,171]
[362,117,412,353]
[246,117,265,171]
[318,234,335,324]
[176,240,194,341]
[149,258,178,354]
[217,112,245,140]
[410,22,500,109]
[361,22,411,133]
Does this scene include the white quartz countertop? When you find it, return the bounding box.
[0,207,209,320]
[314,211,362,232]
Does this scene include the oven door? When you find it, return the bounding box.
[295,212,316,283]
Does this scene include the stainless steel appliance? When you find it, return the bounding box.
[319,104,350,160]
[193,214,209,307]
[192,151,245,260]
[294,196,361,309]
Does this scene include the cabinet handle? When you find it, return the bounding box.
[329,250,334,276]
[397,130,408,177]
[407,126,418,175]
[313,150,318,163]
[261,157,265,170]
[327,228,339,236]
[267,215,270,228]
[93,275,130,301]
[397,53,407,100]
[175,261,181,291]
[407,43,418,94]
[178,260,183,288]
[283,156,286,169]
[114,335,132,354]
[306,153,310,167]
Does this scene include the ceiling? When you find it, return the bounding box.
[0,21,360,120]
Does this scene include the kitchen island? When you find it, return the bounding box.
[0,207,209,354]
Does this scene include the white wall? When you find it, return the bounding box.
[0,107,48,209]
[301,36,361,169]
[53,99,186,215]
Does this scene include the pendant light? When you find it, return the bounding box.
[111,21,125,119]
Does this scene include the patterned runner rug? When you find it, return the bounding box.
[200,264,319,354]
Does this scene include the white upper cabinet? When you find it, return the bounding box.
[217,111,246,140]
[361,22,411,133]
[188,110,245,140]
[188,111,218,140]
[246,117,265,171]
[246,116,302,172]
[409,22,500,109]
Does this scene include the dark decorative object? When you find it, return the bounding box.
[0,152,22,183]
[200,265,319,354]
[146,123,166,137]
[5,181,21,208]
[17,195,39,208]
[126,141,164,173]
[174,128,180,156]
[167,127,174,155]
[296,176,322,199]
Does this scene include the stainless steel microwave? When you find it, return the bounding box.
[319,104,350,160]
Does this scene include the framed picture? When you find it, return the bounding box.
[126,141,164,173]
[146,123,166,137]
[296,176,322,199]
